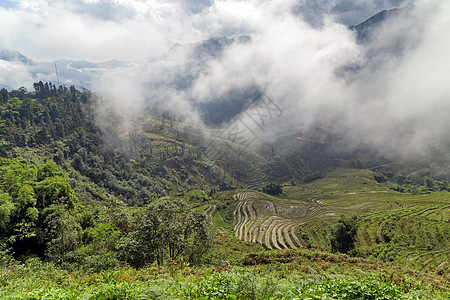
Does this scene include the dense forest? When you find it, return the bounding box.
[0,82,228,205]
[0,82,215,271]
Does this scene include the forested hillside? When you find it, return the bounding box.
[0,83,449,299]
[0,83,218,271]
[0,82,307,267]
[0,82,226,206]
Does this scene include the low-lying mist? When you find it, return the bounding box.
[1,0,449,163]
[94,1,450,163]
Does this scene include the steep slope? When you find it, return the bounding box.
[350,4,416,43]
[0,49,34,65]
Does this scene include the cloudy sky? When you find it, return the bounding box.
[0,0,413,62]
[1,0,449,159]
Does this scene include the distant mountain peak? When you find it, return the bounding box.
[0,49,34,65]
[350,4,416,43]
[168,36,251,62]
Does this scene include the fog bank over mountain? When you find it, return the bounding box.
[0,1,412,62]
[293,0,410,26]
[1,0,449,160]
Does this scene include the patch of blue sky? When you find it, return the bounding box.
[0,0,16,9]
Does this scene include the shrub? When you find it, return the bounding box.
[293,277,404,300]
[329,216,358,254]
[374,173,388,183]
[259,182,283,195]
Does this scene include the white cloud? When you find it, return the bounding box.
[340,1,450,155]
[1,0,450,159]
[0,60,34,89]
[0,0,199,61]
[294,0,410,26]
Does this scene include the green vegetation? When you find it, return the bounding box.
[0,155,212,272]
[280,169,450,273]
[330,216,358,254]
[259,181,283,195]
[117,197,211,267]
[1,250,448,299]
[0,83,449,298]
[0,159,78,259]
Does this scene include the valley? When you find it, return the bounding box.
[1,2,450,298]
[0,84,449,298]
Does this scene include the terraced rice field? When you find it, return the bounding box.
[357,203,450,270]
[228,185,450,273]
[232,192,305,249]
[292,202,450,272]
[231,191,347,250]
[204,204,228,229]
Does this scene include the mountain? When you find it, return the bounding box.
[0,49,34,65]
[0,82,448,281]
[53,59,128,70]
[350,4,417,44]
[0,7,420,124]
[0,5,418,90]
[0,36,250,93]
[0,48,130,90]
[168,36,251,62]
[336,4,421,80]
[144,35,255,127]
[0,36,259,127]
[1,6,448,295]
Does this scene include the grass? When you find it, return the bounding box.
[1,250,449,300]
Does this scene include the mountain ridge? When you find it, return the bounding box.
[350,4,416,43]
[0,48,34,65]
[0,5,413,90]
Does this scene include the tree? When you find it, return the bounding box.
[183,210,211,265]
[0,158,37,195]
[374,172,388,183]
[0,192,14,231]
[260,181,283,195]
[0,88,8,104]
[44,205,80,265]
[355,160,364,169]
[13,184,38,233]
[118,198,211,267]
[37,161,62,181]
[425,177,434,189]
[0,158,79,259]
[329,215,358,254]
[34,176,78,209]
[188,189,212,202]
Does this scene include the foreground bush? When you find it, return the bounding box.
[1,258,448,299]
